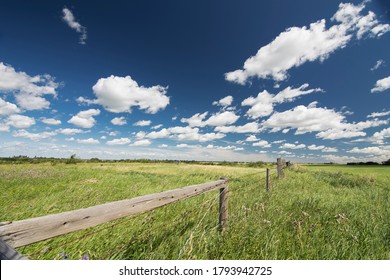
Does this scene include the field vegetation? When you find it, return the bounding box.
[1,161,389,260]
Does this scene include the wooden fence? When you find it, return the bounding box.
[0,158,287,260]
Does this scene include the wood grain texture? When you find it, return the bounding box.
[0,179,227,248]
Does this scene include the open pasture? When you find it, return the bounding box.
[1,162,389,260]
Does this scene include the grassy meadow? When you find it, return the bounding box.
[0,161,389,260]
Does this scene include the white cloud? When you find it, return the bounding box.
[245,135,259,142]
[41,118,61,125]
[280,143,306,149]
[6,114,36,128]
[253,140,271,148]
[348,146,390,157]
[262,105,344,134]
[68,109,100,128]
[307,144,325,150]
[242,83,322,119]
[159,144,168,148]
[108,131,118,137]
[0,98,20,115]
[152,124,163,130]
[62,7,87,44]
[367,111,390,118]
[262,104,387,139]
[77,138,100,144]
[206,144,244,151]
[370,59,385,71]
[181,112,208,127]
[131,139,152,146]
[204,111,240,127]
[212,96,233,107]
[322,147,338,153]
[145,128,170,139]
[0,62,59,110]
[92,75,169,114]
[56,128,85,135]
[144,126,225,142]
[106,138,131,145]
[181,111,239,127]
[134,120,152,127]
[370,127,390,144]
[215,122,260,133]
[225,2,389,83]
[12,129,57,141]
[111,117,127,126]
[371,76,390,93]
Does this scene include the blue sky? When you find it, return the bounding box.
[0,0,390,163]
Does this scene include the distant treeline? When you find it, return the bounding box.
[347,159,390,166]
[0,155,272,168]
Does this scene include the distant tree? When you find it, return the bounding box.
[382,159,390,165]
[66,154,78,164]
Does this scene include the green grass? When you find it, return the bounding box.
[1,162,389,260]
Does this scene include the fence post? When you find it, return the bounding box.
[0,238,28,260]
[219,183,229,231]
[266,168,271,192]
[277,158,284,179]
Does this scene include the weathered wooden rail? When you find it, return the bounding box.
[0,179,228,253]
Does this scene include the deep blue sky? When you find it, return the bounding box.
[0,0,389,162]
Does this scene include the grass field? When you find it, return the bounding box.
[1,162,389,260]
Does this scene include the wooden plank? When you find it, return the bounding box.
[0,238,28,260]
[266,168,270,192]
[0,179,227,248]
[219,187,228,231]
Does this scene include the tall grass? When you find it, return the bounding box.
[0,162,389,259]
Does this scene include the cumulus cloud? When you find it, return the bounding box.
[6,114,36,128]
[253,140,271,148]
[143,126,226,142]
[280,143,306,149]
[12,129,57,141]
[245,135,259,142]
[370,127,390,144]
[262,104,388,140]
[0,98,20,115]
[77,138,100,144]
[106,138,131,145]
[134,120,151,127]
[56,128,85,135]
[0,62,59,110]
[111,116,127,126]
[92,75,169,114]
[181,111,240,127]
[131,139,152,146]
[348,146,390,157]
[225,2,390,84]
[41,118,61,125]
[215,122,261,134]
[68,109,100,128]
[212,96,233,108]
[371,76,390,93]
[62,7,87,44]
[242,83,322,119]
[307,144,325,150]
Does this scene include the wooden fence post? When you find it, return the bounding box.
[266,168,271,192]
[277,158,284,179]
[219,186,229,231]
[0,238,27,260]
